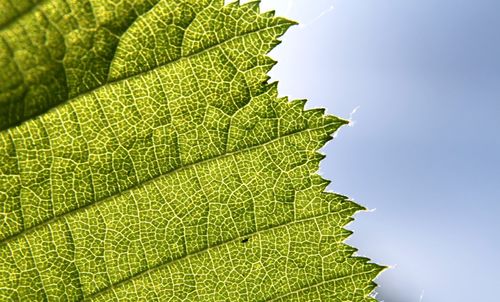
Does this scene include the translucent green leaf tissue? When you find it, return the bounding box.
[0,0,383,301]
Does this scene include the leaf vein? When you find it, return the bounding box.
[68,22,289,113]
[265,268,381,302]
[0,125,329,246]
[86,211,337,301]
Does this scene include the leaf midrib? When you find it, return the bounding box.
[1,124,331,246]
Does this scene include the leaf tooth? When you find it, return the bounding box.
[269,38,283,50]
[325,114,349,125]
[342,228,355,239]
[262,10,276,18]
[266,56,278,69]
[260,74,271,85]
[241,0,261,13]
[313,151,327,163]
[275,16,299,27]
[290,99,307,110]
[354,256,377,265]
[313,113,349,137]
[315,175,332,191]
[337,198,367,216]
[306,107,326,117]
[265,81,279,97]
[258,56,277,75]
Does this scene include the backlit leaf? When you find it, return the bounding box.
[0,0,383,300]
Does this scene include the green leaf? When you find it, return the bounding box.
[0,0,383,301]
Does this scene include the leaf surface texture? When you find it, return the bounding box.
[0,0,382,301]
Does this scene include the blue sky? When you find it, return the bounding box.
[254,0,500,301]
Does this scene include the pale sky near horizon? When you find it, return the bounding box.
[239,0,500,301]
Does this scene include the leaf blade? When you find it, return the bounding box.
[0,1,382,301]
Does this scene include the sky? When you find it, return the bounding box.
[249,0,500,301]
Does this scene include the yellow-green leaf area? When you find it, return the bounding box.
[0,0,382,301]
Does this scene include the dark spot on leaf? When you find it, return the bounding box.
[241,238,249,243]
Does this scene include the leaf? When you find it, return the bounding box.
[0,0,383,301]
